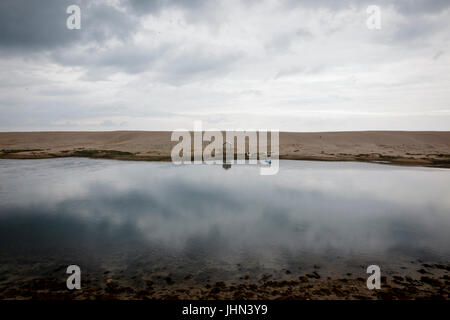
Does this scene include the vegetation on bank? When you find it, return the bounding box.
[72,149,134,158]
[1,148,449,167]
[0,149,43,154]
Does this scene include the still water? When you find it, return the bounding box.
[0,158,449,286]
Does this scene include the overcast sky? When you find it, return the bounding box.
[0,0,449,132]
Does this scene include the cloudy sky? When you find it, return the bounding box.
[0,0,449,132]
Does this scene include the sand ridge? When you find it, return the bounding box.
[0,131,449,167]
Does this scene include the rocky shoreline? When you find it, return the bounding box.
[1,262,448,300]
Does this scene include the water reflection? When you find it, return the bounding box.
[0,158,449,278]
[222,163,232,170]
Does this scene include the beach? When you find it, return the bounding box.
[1,131,450,168]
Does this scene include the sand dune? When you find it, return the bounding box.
[1,131,449,167]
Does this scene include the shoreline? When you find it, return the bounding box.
[2,261,448,300]
[1,131,450,168]
[1,152,449,169]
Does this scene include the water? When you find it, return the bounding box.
[0,158,449,295]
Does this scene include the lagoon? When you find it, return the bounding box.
[0,158,449,299]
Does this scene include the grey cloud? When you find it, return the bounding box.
[51,42,170,75]
[124,0,210,16]
[285,0,450,46]
[283,0,450,15]
[0,0,78,50]
[82,2,137,43]
[433,51,444,60]
[265,28,313,53]
[49,42,241,84]
[391,19,440,44]
[101,120,128,127]
[295,28,313,39]
[0,0,136,52]
[123,0,235,28]
[393,0,450,16]
[0,0,449,131]
[155,49,242,85]
[274,65,325,80]
[1,0,447,54]
[384,13,449,47]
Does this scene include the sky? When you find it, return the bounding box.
[0,0,449,132]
